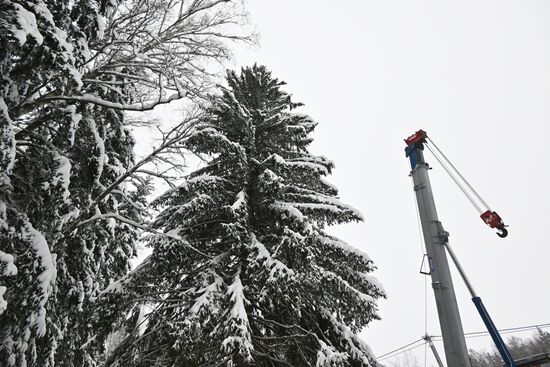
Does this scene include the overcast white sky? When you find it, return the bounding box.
[229,0,550,365]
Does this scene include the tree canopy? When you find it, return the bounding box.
[0,1,249,365]
[104,65,385,366]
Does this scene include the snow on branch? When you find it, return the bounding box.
[221,272,253,363]
[231,190,246,212]
[270,201,313,233]
[9,0,253,127]
[315,233,372,263]
[187,272,223,318]
[0,287,8,316]
[187,127,247,158]
[62,111,202,234]
[267,153,330,176]
[314,265,375,305]
[321,309,376,366]
[101,254,153,295]
[8,3,44,46]
[248,234,294,282]
[51,151,71,201]
[22,221,57,337]
[39,91,184,112]
[76,210,210,258]
[316,340,348,367]
[0,251,17,277]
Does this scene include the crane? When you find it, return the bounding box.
[406,130,508,238]
[405,129,516,367]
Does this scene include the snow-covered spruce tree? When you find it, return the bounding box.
[1,0,250,365]
[1,79,147,366]
[0,2,132,366]
[107,65,385,366]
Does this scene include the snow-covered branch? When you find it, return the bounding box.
[39,91,185,112]
[76,211,210,258]
[61,110,201,235]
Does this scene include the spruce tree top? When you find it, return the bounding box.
[113,65,385,367]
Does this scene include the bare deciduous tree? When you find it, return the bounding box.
[387,351,421,367]
[12,0,252,121]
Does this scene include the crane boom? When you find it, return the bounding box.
[405,130,517,367]
[405,136,472,367]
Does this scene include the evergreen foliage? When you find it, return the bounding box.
[0,0,249,365]
[0,1,138,365]
[108,65,385,366]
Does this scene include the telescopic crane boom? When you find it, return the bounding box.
[405,130,508,237]
[405,130,516,367]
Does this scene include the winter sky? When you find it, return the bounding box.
[228,0,550,364]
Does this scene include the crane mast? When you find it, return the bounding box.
[406,137,472,367]
[404,130,516,367]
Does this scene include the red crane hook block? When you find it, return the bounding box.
[480,210,508,238]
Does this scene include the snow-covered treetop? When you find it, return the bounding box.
[106,65,384,367]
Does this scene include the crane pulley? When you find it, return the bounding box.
[405,129,508,238]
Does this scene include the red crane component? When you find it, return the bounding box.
[480,210,504,228]
[405,129,509,238]
[480,210,508,238]
[405,129,427,145]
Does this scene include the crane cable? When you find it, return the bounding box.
[424,138,485,214]
[376,338,426,361]
[376,323,550,362]
[433,322,550,340]
[427,137,491,210]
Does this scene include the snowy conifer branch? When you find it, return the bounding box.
[76,211,210,258]
[76,212,146,231]
[0,0,253,364]
[110,189,146,211]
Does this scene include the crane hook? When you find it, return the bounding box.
[481,211,508,238]
[496,227,508,238]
